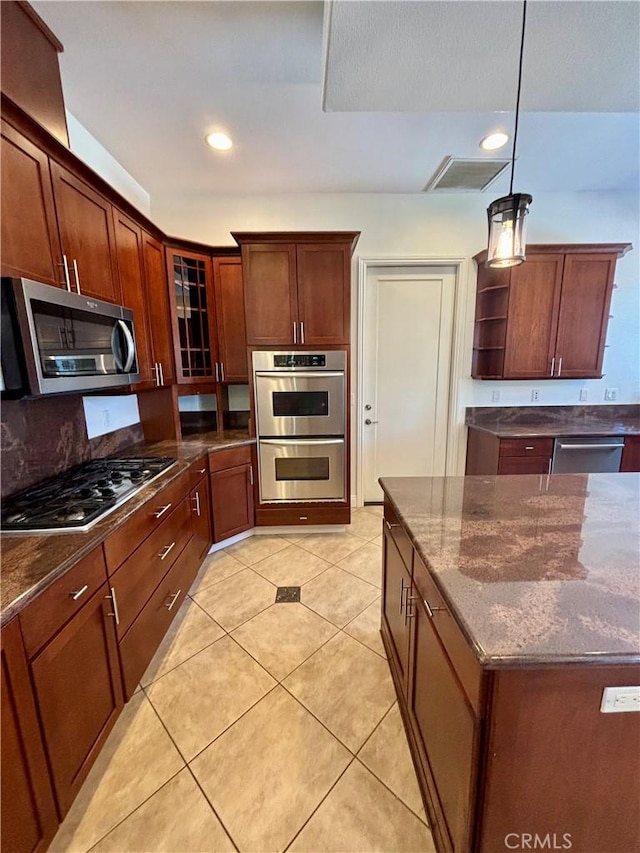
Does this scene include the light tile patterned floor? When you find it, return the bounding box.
[52,508,435,853]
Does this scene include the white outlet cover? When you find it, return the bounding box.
[579,389,588,401]
[601,686,640,713]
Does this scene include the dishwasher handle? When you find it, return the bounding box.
[555,442,624,451]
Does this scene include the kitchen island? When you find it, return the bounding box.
[380,473,640,853]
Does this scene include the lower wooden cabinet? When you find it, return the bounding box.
[467,430,554,475]
[209,446,255,543]
[1,619,58,853]
[29,583,123,816]
[621,435,640,471]
[382,527,412,694]
[190,475,212,562]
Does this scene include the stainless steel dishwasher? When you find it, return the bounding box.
[551,436,625,473]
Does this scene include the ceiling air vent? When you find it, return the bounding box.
[423,156,510,192]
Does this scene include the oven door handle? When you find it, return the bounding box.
[259,438,344,446]
[254,371,345,380]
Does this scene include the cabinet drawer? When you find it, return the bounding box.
[20,547,108,659]
[119,535,202,700]
[499,438,553,457]
[189,456,209,489]
[103,472,188,573]
[383,501,413,574]
[255,504,350,526]
[497,456,551,475]
[413,554,484,716]
[110,498,192,640]
[208,444,252,473]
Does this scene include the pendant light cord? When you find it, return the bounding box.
[510,0,528,195]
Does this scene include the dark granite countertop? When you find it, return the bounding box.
[0,431,254,627]
[380,473,640,667]
[466,404,640,438]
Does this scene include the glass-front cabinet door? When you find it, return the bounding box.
[167,249,217,383]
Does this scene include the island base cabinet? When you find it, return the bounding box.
[1,619,58,853]
[478,666,640,853]
[29,584,123,818]
[381,529,412,695]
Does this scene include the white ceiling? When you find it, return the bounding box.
[31,1,640,200]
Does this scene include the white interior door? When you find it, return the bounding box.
[361,266,456,503]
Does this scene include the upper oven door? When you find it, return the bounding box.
[254,371,345,437]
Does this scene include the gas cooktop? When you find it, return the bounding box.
[2,456,177,534]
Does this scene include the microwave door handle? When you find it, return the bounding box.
[110,323,124,372]
[117,320,136,372]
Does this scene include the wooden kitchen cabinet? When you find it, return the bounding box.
[466,430,553,475]
[1,619,58,853]
[143,232,175,386]
[213,255,248,382]
[49,160,121,303]
[0,119,62,287]
[620,435,640,472]
[190,473,212,562]
[382,525,413,695]
[209,446,254,542]
[233,232,359,346]
[472,244,631,379]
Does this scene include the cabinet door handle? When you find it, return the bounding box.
[384,519,399,532]
[192,491,201,516]
[198,468,206,475]
[405,594,417,626]
[550,357,555,376]
[60,254,72,291]
[153,503,172,519]
[165,590,182,612]
[400,577,405,614]
[300,321,305,344]
[214,362,219,382]
[293,322,297,344]
[249,465,254,486]
[423,598,446,619]
[159,362,165,385]
[106,586,120,625]
[220,362,225,382]
[70,584,88,601]
[153,362,160,386]
[159,542,176,561]
[72,258,81,294]
[557,356,563,377]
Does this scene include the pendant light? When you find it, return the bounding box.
[486,0,532,268]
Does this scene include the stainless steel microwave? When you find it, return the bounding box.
[1,278,140,397]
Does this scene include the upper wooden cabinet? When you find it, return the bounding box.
[144,233,175,386]
[233,232,360,347]
[1,119,62,286]
[472,243,631,380]
[213,255,248,382]
[50,161,121,303]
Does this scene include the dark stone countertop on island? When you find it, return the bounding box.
[465,404,640,438]
[0,431,255,627]
[380,473,640,667]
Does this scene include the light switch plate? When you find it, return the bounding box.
[604,388,618,401]
[579,389,588,401]
[601,686,640,713]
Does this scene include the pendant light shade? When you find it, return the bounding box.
[486,1,532,269]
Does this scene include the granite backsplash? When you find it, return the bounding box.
[1,395,144,498]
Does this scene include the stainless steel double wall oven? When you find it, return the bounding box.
[253,351,347,503]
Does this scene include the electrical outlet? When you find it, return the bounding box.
[579,389,588,402]
[491,390,500,402]
[601,686,640,713]
[102,409,111,429]
[531,389,540,402]
[604,388,618,401]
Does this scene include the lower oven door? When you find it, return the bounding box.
[258,438,345,502]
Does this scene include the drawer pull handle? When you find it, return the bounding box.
[70,584,89,601]
[384,519,399,531]
[525,446,535,450]
[192,491,201,517]
[165,590,182,612]
[299,515,308,520]
[198,468,206,474]
[423,599,446,619]
[106,586,120,625]
[153,503,172,519]
[159,542,176,561]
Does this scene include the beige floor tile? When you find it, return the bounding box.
[343,597,386,658]
[363,504,384,516]
[371,534,383,549]
[251,543,330,586]
[283,632,395,752]
[302,565,379,628]
[232,602,338,681]
[193,567,276,631]
[225,534,289,566]
[359,704,427,823]
[191,686,351,853]
[188,548,245,595]
[49,693,184,853]
[337,541,383,588]
[298,531,364,563]
[92,768,235,852]
[146,636,276,761]
[348,509,384,541]
[289,760,435,853]
[141,597,225,686]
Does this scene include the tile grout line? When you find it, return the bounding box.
[183,764,241,853]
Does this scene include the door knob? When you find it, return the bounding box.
[365,418,378,425]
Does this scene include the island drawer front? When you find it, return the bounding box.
[109,498,192,640]
[413,553,484,716]
[384,502,413,574]
[189,456,209,489]
[499,438,553,457]
[103,472,189,574]
[20,547,109,659]
[208,445,252,473]
[498,456,551,475]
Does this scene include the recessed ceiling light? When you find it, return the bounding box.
[480,132,509,151]
[205,132,233,151]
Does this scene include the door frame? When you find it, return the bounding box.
[355,256,474,506]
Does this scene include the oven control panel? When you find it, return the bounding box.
[273,354,326,368]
